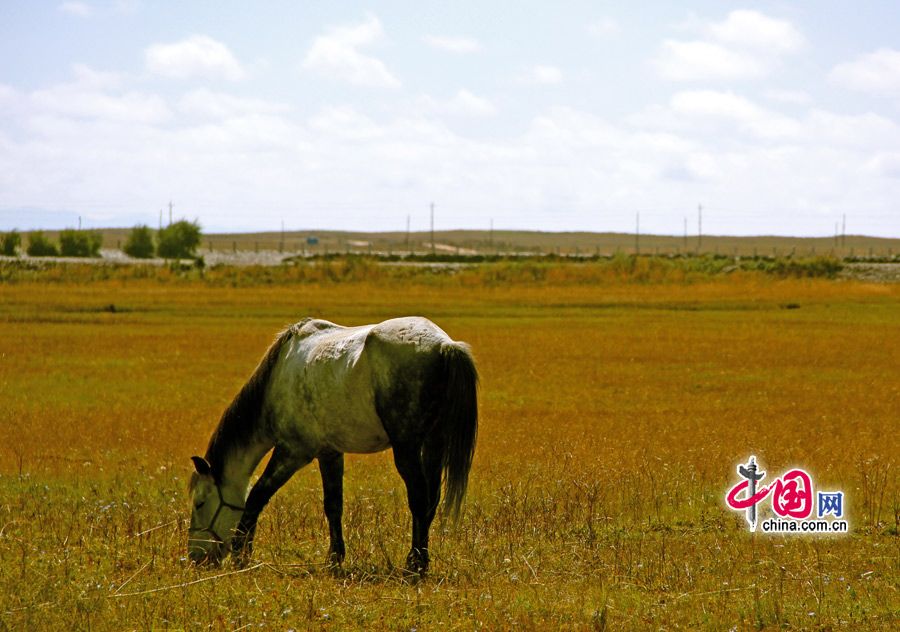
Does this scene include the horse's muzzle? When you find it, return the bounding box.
[188,538,225,567]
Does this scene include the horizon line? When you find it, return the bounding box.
[5,226,898,241]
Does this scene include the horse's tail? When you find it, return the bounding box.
[438,341,479,521]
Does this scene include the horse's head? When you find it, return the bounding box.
[187,456,244,566]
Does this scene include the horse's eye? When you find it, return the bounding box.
[195,501,205,510]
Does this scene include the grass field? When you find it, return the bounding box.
[0,261,897,629]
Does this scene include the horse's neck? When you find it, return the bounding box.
[216,440,273,501]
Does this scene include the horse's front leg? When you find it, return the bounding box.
[392,444,431,576]
[317,451,345,569]
[232,446,309,567]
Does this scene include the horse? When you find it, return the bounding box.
[187,316,478,575]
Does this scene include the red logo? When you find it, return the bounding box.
[726,463,814,522]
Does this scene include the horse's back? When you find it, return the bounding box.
[267,319,383,454]
[294,315,450,347]
[267,317,458,455]
[368,316,452,351]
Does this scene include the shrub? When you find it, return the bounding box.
[59,229,103,257]
[157,220,201,259]
[123,225,155,259]
[1,230,21,256]
[26,231,59,257]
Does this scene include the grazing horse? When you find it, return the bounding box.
[187,316,478,575]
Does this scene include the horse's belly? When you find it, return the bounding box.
[325,410,391,454]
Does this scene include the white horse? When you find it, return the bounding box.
[188,316,478,575]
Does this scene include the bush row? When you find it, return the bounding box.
[1,221,201,260]
[1,229,104,257]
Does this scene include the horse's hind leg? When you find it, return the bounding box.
[317,451,345,568]
[392,444,431,576]
[232,446,310,567]
[422,433,445,528]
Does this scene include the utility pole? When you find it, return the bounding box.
[78,216,82,231]
[697,203,702,252]
[635,211,640,255]
[430,202,435,256]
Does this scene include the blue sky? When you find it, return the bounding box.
[1,1,899,236]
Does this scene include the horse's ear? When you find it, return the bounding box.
[191,456,211,476]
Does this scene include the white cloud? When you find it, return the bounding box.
[59,1,140,17]
[633,89,900,152]
[830,48,900,95]
[309,105,385,141]
[423,35,482,54]
[303,15,400,88]
[587,17,620,37]
[654,10,803,82]
[0,84,24,117]
[668,90,800,140]
[804,110,900,149]
[71,63,124,89]
[450,90,496,116]
[30,88,169,125]
[0,84,18,103]
[113,0,140,14]
[419,89,497,117]
[671,90,766,121]
[58,2,92,17]
[529,64,564,85]
[654,40,764,81]
[3,62,900,237]
[178,89,290,119]
[528,107,624,147]
[708,10,805,53]
[27,64,169,124]
[764,89,811,105]
[865,153,900,178]
[145,35,246,81]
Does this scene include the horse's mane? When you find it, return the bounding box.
[203,323,302,482]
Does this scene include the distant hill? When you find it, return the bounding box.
[19,227,900,258]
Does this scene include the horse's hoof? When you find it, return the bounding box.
[326,551,345,574]
[404,549,429,579]
[232,556,250,569]
[231,547,253,569]
[402,566,426,584]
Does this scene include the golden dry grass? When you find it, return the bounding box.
[0,264,898,630]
